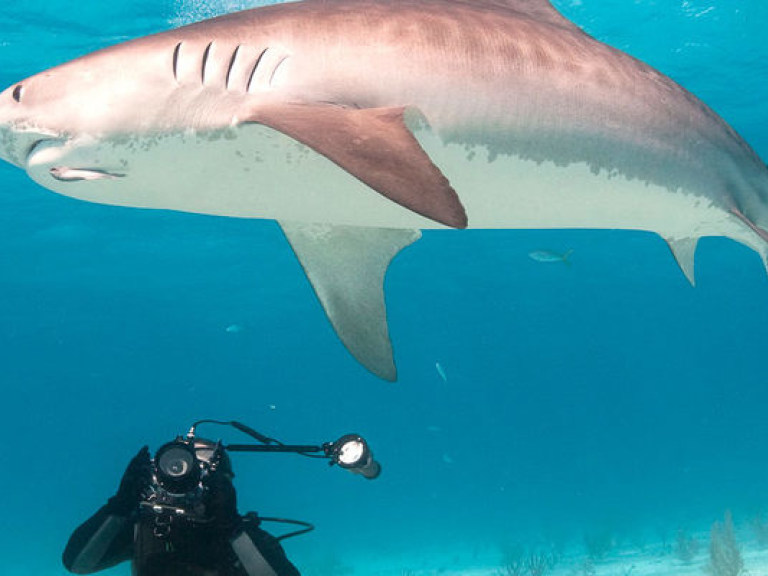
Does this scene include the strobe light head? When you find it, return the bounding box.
[154,439,201,494]
[329,434,381,480]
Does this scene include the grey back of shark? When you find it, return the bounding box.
[0,0,766,380]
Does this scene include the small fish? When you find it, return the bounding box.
[49,166,124,181]
[528,249,574,265]
[435,361,448,382]
[225,324,243,334]
[426,425,442,433]
[268,404,277,411]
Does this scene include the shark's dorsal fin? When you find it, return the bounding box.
[245,103,467,229]
[279,221,421,381]
[466,0,583,32]
[665,236,698,286]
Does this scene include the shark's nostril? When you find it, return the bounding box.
[12,84,23,103]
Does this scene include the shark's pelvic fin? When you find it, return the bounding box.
[279,221,421,381]
[665,236,698,286]
[246,103,467,229]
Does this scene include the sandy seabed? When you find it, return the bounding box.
[327,530,767,576]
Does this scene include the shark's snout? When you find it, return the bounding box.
[0,78,65,169]
[0,130,26,169]
[0,84,64,170]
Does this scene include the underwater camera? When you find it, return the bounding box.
[140,436,226,522]
[139,419,380,536]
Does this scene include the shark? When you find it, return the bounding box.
[0,0,767,381]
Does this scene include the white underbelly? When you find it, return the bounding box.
[25,123,757,249]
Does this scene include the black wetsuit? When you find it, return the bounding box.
[62,499,300,576]
[62,446,300,576]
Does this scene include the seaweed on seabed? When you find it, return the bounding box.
[578,558,596,576]
[525,549,554,576]
[751,512,768,548]
[707,510,744,576]
[497,544,525,576]
[497,545,556,576]
[496,558,525,576]
[583,528,615,562]
[674,528,700,563]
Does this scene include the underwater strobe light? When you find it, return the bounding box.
[327,434,381,479]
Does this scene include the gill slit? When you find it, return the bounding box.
[172,42,182,82]
[202,41,215,85]
[225,45,242,91]
[269,55,289,88]
[246,48,269,93]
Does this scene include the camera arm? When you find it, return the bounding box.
[224,443,324,454]
[191,420,381,480]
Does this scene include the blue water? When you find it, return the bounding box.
[1,1,768,574]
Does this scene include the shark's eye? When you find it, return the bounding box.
[12,84,23,103]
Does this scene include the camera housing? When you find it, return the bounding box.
[154,441,201,494]
[140,437,225,523]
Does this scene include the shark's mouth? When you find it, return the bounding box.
[0,127,59,169]
[26,139,48,161]
[26,137,69,169]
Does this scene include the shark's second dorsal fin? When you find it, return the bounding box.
[468,0,583,32]
[279,221,421,381]
[665,236,698,287]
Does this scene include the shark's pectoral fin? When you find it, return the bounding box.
[279,220,420,381]
[245,103,467,229]
[664,236,698,286]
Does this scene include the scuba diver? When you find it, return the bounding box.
[62,420,380,576]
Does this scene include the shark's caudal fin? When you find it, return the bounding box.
[246,103,467,229]
[279,221,421,381]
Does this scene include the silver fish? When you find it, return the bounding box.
[529,249,574,264]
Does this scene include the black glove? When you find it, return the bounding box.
[107,445,151,515]
[203,472,240,533]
